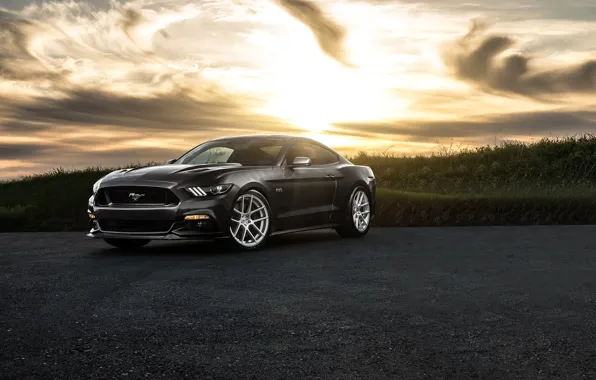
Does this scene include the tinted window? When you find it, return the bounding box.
[312,145,339,165]
[178,138,284,166]
[286,142,339,165]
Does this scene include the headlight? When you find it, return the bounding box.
[92,178,103,194]
[185,184,232,197]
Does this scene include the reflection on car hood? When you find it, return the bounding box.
[100,163,254,184]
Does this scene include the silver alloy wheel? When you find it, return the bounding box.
[352,190,371,232]
[229,193,270,248]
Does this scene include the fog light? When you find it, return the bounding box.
[89,214,96,219]
[184,214,210,220]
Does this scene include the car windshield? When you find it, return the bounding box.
[176,137,285,166]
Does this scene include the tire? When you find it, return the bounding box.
[336,186,372,238]
[228,189,272,250]
[103,238,150,249]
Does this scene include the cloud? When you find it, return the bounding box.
[0,1,291,134]
[0,86,300,134]
[119,6,147,41]
[117,4,195,52]
[0,1,202,85]
[444,19,596,97]
[79,146,184,163]
[0,142,50,159]
[334,110,596,141]
[0,119,50,133]
[43,145,189,167]
[0,141,189,170]
[380,0,596,21]
[0,9,67,82]
[276,0,351,66]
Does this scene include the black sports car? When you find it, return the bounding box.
[87,135,376,249]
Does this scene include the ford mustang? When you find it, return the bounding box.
[87,135,376,250]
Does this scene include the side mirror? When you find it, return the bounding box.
[290,156,311,167]
[166,158,177,164]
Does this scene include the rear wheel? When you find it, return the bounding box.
[103,238,150,249]
[228,190,271,250]
[336,186,371,238]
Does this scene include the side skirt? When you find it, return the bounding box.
[270,223,340,237]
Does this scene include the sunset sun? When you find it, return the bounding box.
[267,61,394,133]
[258,11,399,135]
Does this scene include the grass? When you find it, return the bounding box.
[349,135,596,196]
[3,135,596,231]
[373,188,596,227]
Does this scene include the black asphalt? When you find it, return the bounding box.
[1,227,596,379]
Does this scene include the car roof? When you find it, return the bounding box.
[210,134,299,141]
[208,134,347,160]
[208,134,344,153]
[210,134,337,147]
[180,134,349,164]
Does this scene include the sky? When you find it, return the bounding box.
[0,0,595,178]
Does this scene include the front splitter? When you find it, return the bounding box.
[87,228,225,241]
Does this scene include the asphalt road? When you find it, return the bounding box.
[1,226,596,379]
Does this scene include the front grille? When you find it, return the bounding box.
[95,187,179,206]
[98,220,174,233]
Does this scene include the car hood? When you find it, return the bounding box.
[99,163,256,185]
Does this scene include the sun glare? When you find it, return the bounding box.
[267,62,390,133]
[262,15,401,135]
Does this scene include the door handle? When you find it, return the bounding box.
[326,174,334,177]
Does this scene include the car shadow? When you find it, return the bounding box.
[91,229,343,257]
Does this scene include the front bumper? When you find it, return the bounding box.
[87,190,235,241]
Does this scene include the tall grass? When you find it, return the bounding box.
[0,163,156,231]
[349,135,596,196]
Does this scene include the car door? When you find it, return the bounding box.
[274,141,338,230]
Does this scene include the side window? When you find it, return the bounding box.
[285,142,339,165]
[286,142,315,164]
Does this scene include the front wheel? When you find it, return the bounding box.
[103,238,150,249]
[228,190,272,250]
[336,186,372,238]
